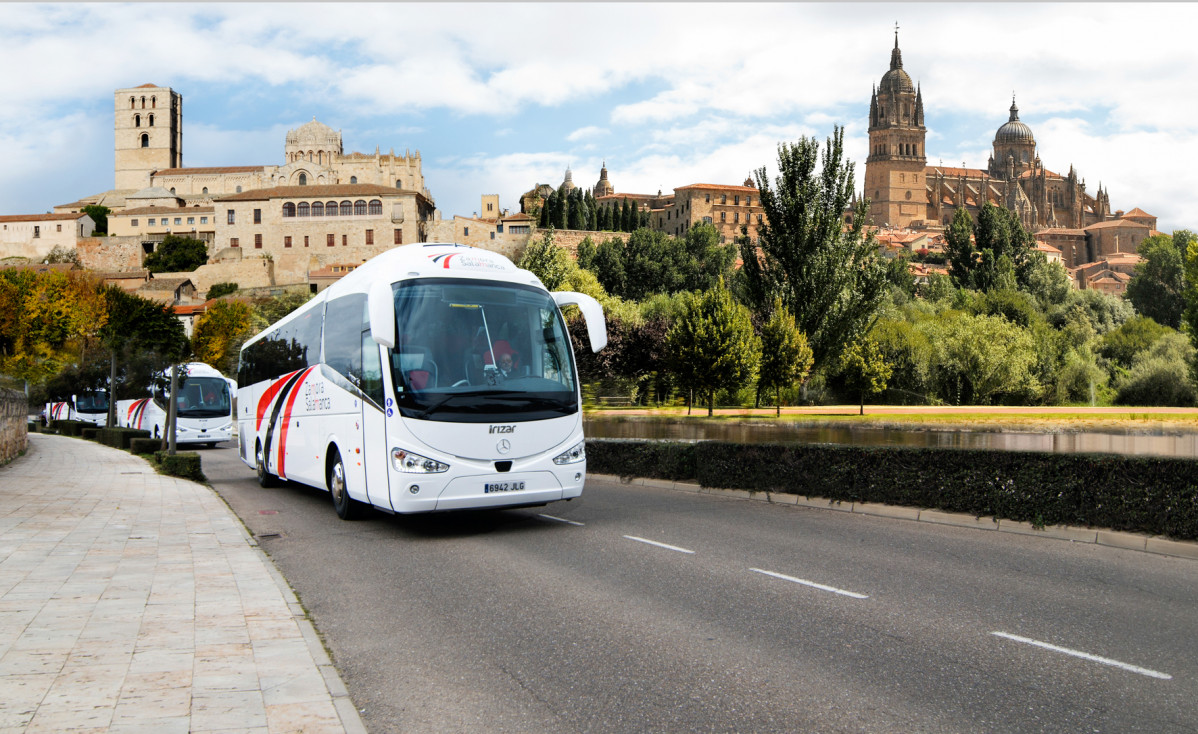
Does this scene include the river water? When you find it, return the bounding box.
[583,418,1198,459]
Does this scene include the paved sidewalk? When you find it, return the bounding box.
[0,433,367,733]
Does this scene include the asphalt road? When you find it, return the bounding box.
[201,443,1198,733]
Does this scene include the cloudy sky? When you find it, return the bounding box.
[2,3,1195,233]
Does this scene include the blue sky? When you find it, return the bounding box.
[3,3,1196,233]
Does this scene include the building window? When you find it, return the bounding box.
[354,200,367,216]
[705,194,710,203]
[509,225,530,235]
[284,236,292,248]
[130,97,135,109]
[187,217,194,225]
[490,232,495,240]
[365,229,373,245]
[231,238,239,248]
[496,224,503,233]
[328,234,335,247]
[283,203,296,218]
[174,218,181,225]
[340,201,352,216]
[746,196,751,206]
[149,114,155,127]
[703,216,712,224]
[33,226,39,238]
[304,235,309,247]
[236,186,243,193]
[720,212,726,222]
[757,214,763,224]
[135,114,141,127]
[721,194,727,204]
[350,176,358,184]
[342,234,347,246]
[394,229,402,245]
[487,202,493,212]
[298,173,307,186]
[298,202,310,217]
[254,234,262,249]
[200,216,208,224]
[202,187,208,194]
[312,202,324,217]
[734,213,739,223]
[327,201,339,216]
[368,200,382,216]
[140,133,149,148]
[131,219,138,227]
[464,226,469,237]
[148,219,156,226]
[253,208,262,224]
[734,195,740,205]
[396,180,402,188]
[170,187,176,194]
[227,210,235,224]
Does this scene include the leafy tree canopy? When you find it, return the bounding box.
[143,234,209,273]
[1126,232,1187,329]
[81,204,111,235]
[666,282,760,416]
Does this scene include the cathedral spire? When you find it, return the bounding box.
[890,28,903,70]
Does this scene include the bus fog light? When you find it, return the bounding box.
[553,442,585,465]
[409,484,420,494]
[391,447,449,473]
[574,472,582,482]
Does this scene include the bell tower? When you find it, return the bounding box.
[863,28,927,228]
[115,84,182,190]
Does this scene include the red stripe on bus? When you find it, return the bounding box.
[257,370,300,432]
[133,398,149,429]
[276,367,313,481]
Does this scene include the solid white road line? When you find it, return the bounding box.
[750,568,870,599]
[991,631,1172,680]
[539,513,584,526]
[624,535,695,554]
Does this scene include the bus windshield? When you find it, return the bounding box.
[390,278,577,422]
[156,376,232,418]
[75,392,108,413]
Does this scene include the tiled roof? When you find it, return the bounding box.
[117,206,215,216]
[673,183,758,192]
[1035,242,1063,254]
[214,184,410,201]
[1036,228,1086,236]
[97,270,150,280]
[1123,207,1154,217]
[1085,219,1150,231]
[502,212,533,221]
[0,212,88,223]
[136,83,160,89]
[927,165,987,178]
[154,166,267,176]
[138,277,193,290]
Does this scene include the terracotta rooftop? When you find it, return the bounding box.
[673,183,758,192]
[1035,242,1063,254]
[927,165,988,178]
[96,270,150,280]
[214,184,414,202]
[502,212,533,221]
[136,83,159,89]
[1036,228,1086,236]
[1123,207,1155,217]
[154,166,267,176]
[0,212,88,223]
[1085,219,1150,231]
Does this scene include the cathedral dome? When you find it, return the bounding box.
[286,118,340,146]
[995,100,1035,144]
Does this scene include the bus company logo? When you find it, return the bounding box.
[489,424,515,434]
[428,253,507,271]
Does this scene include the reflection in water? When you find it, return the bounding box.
[584,419,1198,459]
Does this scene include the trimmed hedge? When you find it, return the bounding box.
[586,439,1198,541]
[154,451,204,482]
[27,422,38,433]
[129,437,161,455]
[52,419,87,436]
[98,427,150,449]
[81,427,99,441]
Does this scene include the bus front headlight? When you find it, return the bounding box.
[391,447,449,473]
[553,442,585,465]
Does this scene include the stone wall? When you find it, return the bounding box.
[169,257,278,296]
[0,388,28,464]
[77,236,146,271]
[536,229,627,258]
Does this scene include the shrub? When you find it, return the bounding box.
[81,428,100,441]
[27,422,38,433]
[129,437,161,455]
[98,427,150,449]
[154,451,204,482]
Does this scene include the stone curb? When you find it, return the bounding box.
[591,473,1198,561]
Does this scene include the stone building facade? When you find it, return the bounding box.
[0,213,95,260]
[115,84,182,191]
[863,33,1131,236]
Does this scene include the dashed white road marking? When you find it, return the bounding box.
[539,513,584,526]
[750,568,869,599]
[991,631,1172,680]
[624,535,695,554]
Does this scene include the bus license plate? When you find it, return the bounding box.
[484,481,525,494]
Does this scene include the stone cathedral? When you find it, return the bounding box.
[863,33,1115,233]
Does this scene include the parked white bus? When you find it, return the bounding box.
[44,390,109,426]
[237,243,606,518]
[117,362,236,447]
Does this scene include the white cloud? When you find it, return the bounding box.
[567,126,606,143]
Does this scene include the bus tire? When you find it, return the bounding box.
[256,441,279,488]
[329,448,360,520]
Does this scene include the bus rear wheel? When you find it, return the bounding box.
[329,449,360,520]
[256,442,278,488]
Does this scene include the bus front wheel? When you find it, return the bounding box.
[256,442,278,488]
[329,448,360,520]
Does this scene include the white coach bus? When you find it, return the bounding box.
[44,390,109,426]
[117,362,236,447]
[236,243,606,519]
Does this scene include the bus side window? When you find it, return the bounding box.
[324,294,367,385]
[360,333,385,406]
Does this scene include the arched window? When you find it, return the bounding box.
[140,133,149,148]
[130,97,135,109]
[298,202,310,217]
[202,187,208,194]
[134,114,141,127]
[308,151,314,162]
[350,176,358,184]
[327,201,340,216]
[151,96,156,108]
[368,200,382,216]
[311,201,324,217]
[340,201,353,216]
[170,187,176,194]
[283,203,296,218]
[396,179,402,188]
[149,114,154,127]
[354,200,367,216]
[298,173,307,186]
[141,96,146,108]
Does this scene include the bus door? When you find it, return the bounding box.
[360,334,391,510]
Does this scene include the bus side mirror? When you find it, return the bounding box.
[552,292,607,352]
[368,280,395,349]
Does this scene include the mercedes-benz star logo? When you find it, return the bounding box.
[496,439,511,454]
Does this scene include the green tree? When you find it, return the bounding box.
[1183,230,1198,351]
[575,236,597,270]
[944,206,976,288]
[923,310,1037,405]
[192,300,253,376]
[740,126,888,376]
[143,234,209,273]
[1099,316,1170,371]
[886,255,917,299]
[1020,251,1072,310]
[837,337,892,414]
[205,282,239,300]
[591,237,627,297]
[1113,331,1197,406]
[757,300,813,415]
[515,227,572,291]
[0,268,106,386]
[98,285,189,426]
[666,283,760,416]
[919,271,956,303]
[1125,232,1187,329]
[81,204,111,235]
[679,222,737,293]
